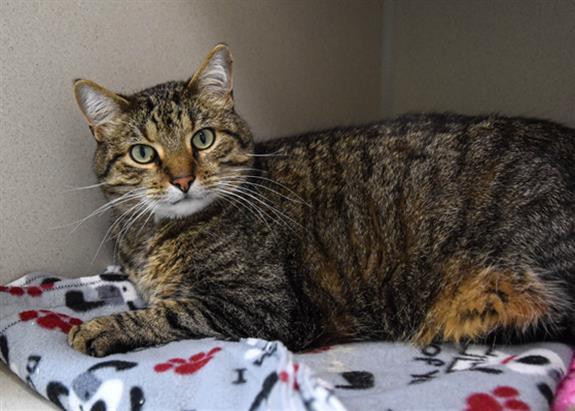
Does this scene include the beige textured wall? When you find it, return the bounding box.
[0,0,383,282]
[384,0,575,128]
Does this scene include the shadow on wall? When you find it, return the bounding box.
[196,0,385,138]
[385,0,575,128]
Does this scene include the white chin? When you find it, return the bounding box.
[154,194,217,220]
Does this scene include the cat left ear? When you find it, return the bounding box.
[188,43,233,109]
[73,79,130,141]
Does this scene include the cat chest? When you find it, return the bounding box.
[123,242,192,303]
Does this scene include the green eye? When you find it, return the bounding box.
[191,128,215,150]
[130,144,157,164]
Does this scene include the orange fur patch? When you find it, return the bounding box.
[414,265,549,345]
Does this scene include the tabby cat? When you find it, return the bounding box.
[69,44,575,357]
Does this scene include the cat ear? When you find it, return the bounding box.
[73,79,130,140]
[188,44,233,109]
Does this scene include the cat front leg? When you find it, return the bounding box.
[68,299,226,357]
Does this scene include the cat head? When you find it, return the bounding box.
[74,44,254,219]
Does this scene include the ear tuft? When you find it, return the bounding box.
[189,44,233,107]
[73,80,129,130]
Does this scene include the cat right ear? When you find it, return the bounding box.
[188,44,234,109]
[73,79,129,140]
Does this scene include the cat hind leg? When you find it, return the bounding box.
[412,265,562,345]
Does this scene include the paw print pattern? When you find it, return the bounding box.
[465,386,530,411]
[0,283,54,297]
[154,347,222,375]
[279,363,300,391]
[19,310,83,333]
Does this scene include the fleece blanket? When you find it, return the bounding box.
[1,267,573,411]
[554,353,575,411]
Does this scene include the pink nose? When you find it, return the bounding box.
[171,175,195,193]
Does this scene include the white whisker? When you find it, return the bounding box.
[223,170,309,205]
[109,199,158,263]
[214,187,272,230]
[218,182,304,233]
[55,188,148,234]
[135,200,159,236]
[91,200,145,264]
[63,182,107,192]
[219,176,310,207]
[245,150,286,158]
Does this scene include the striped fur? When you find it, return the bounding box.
[69,45,575,357]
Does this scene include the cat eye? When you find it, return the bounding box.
[130,144,157,164]
[191,128,215,150]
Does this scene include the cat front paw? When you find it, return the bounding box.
[68,316,128,357]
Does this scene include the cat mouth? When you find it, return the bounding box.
[170,197,187,205]
[168,193,206,205]
[170,197,190,205]
[154,190,217,219]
